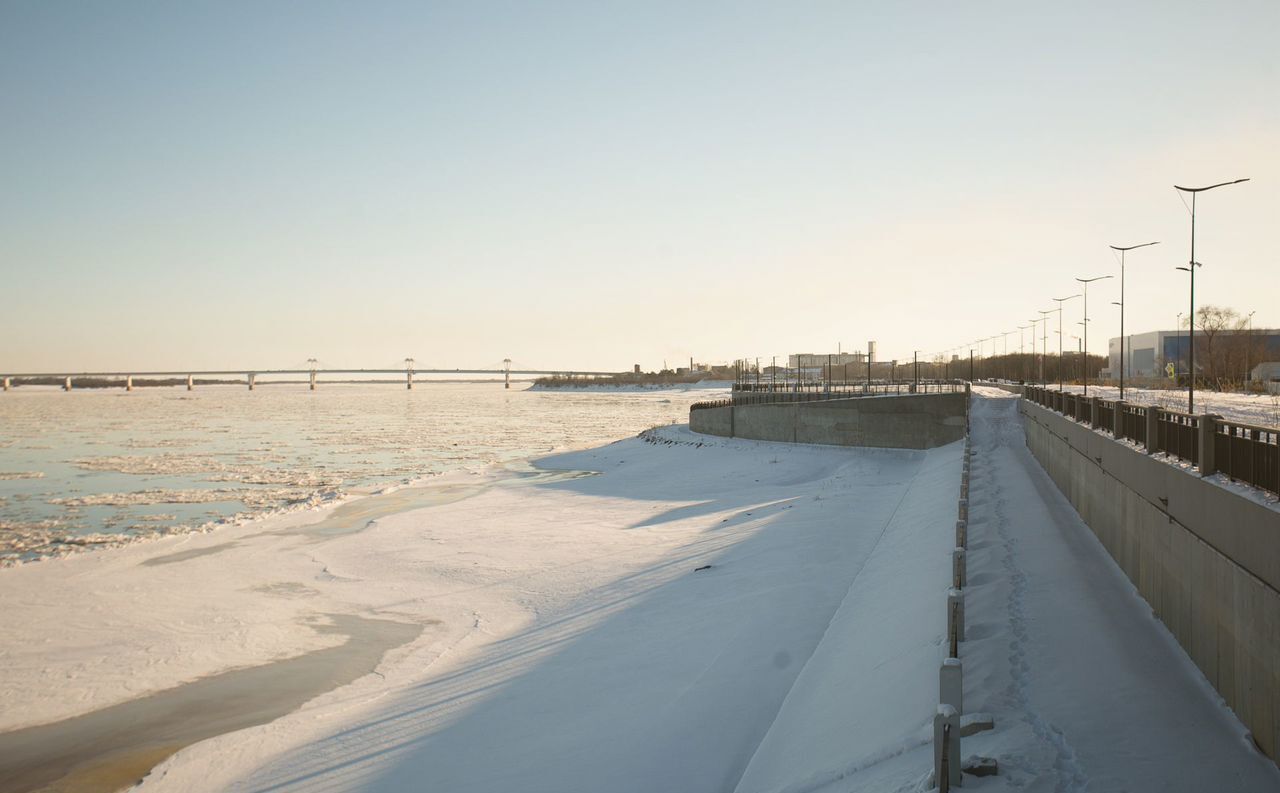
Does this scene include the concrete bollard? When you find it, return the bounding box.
[64,376,72,391]
[953,547,966,589]
[957,498,968,522]
[2,377,9,391]
[187,374,194,391]
[247,373,255,391]
[1145,407,1160,454]
[948,587,965,645]
[1198,415,1219,476]
[940,657,963,714]
[955,519,967,549]
[934,705,961,791]
[126,375,133,392]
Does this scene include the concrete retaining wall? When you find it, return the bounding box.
[1019,399,1280,760]
[690,393,967,450]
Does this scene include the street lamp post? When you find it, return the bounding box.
[1074,276,1112,396]
[1245,310,1256,385]
[1174,178,1249,414]
[1109,241,1159,400]
[1037,311,1052,386]
[1051,297,1080,391]
[1175,313,1183,379]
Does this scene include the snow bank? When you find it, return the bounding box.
[733,442,961,793]
[121,426,949,793]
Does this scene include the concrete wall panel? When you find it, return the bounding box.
[690,393,966,450]
[1019,399,1280,761]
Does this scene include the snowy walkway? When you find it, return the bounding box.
[955,390,1279,791]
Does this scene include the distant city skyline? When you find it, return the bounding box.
[3,1,1277,372]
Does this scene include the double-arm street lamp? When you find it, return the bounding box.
[1074,276,1112,396]
[1109,241,1159,400]
[1174,178,1249,413]
[1050,297,1080,391]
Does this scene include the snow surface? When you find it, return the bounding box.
[3,404,1276,792]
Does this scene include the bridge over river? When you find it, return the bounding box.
[0,364,620,392]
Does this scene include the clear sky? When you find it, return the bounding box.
[2,1,1277,372]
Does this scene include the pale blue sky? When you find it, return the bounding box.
[3,1,1277,371]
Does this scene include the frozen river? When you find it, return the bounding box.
[0,382,726,564]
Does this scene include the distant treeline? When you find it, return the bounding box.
[533,370,729,388]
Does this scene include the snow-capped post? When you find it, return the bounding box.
[126,375,133,392]
[2,377,9,391]
[940,657,963,714]
[955,519,966,549]
[64,376,72,391]
[947,588,965,653]
[1198,414,1219,476]
[1146,406,1160,454]
[953,547,966,589]
[933,704,961,791]
[186,374,193,391]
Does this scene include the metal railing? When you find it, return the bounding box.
[1021,385,1278,496]
[691,381,968,412]
[1214,420,1280,495]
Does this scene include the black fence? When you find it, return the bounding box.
[1022,385,1278,497]
[691,381,967,412]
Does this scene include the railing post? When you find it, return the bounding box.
[940,657,963,714]
[934,705,961,792]
[1090,396,1099,427]
[1113,400,1125,438]
[3,376,10,391]
[64,376,72,391]
[247,373,255,391]
[1146,407,1160,454]
[186,374,194,391]
[948,587,965,645]
[126,375,133,392]
[953,547,966,588]
[1198,414,1219,476]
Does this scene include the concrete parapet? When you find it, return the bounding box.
[688,392,966,450]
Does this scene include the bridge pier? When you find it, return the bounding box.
[126,375,133,392]
[64,376,72,391]
[248,373,256,391]
[187,374,194,391]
